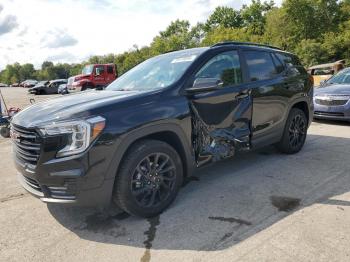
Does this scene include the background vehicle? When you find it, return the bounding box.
[0,83,8,87]
[28,79,67,95]
[0,90,20,138]
[314,67,350,121]
[67,64,117,92]
[58,83,68,95]
[11,42,313,218]
[308,60,345,87]
[20,79,38,88]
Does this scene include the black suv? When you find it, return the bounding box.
[11,42,313,218]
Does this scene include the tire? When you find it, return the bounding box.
[113,139,183,218]
[0,126,10,138]
[276,108,308,154]
[81,84,93,91]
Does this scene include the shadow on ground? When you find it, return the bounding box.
[48,133,350,255]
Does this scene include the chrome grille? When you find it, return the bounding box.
[11,125,41,165]
[315,98,348,106]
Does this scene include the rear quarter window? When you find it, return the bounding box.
[276,52,307,76]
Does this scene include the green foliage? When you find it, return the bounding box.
[205,6,243,31]
[241,0,275,35]
[202,27,263,46]
[2,0,350,85]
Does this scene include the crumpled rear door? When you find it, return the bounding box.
[190,85,252,166]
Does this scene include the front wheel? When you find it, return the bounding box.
[276,108,308,154]
[113,140,183,218]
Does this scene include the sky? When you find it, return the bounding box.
[0,0,282,70]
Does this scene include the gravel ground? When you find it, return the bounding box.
[1,88,350,262]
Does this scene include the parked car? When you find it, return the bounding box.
[314,67,350,121]
[21,79,38,88]
[0,83,8,87]
[308,60,345,87]
[67,63,117,92]
[58,83,68,95]
[11,83,20,87]
[28,79,67,95]
[11,42,313,218]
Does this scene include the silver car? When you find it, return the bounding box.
[314,68,350,121]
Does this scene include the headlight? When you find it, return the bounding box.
[39,116,106,157]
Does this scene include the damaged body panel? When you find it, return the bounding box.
[189,87,252,166]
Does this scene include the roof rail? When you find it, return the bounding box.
[211,41,282,50]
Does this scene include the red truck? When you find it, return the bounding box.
[67,64,117,92]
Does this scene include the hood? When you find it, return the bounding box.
[12,90,142,128]
[73,74,90,81]
[315,84,350,96]
[30,82,49,89]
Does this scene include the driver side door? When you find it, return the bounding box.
[93,65,106,87]
[186,49,252,166]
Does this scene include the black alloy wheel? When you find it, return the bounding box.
[276,108,308,154]
[288,114,307,150]
[113,139,183,218]
[131,153,176,208]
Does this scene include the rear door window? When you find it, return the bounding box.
[272,54,285,74]
[107,65,114,74]
[244,51,278,81]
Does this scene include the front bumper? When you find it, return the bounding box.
[12,123,118,207]
[15,154,115,206]
[313,100,350,121]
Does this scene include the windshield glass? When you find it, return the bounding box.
[107,48,207,91]
[328,68,350,84]
[82,65,94,75]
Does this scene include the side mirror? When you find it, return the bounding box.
[186,78,223,94]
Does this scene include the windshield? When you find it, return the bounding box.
[82,65,94,75]
[327,68,350,84]
[107,48,207,91]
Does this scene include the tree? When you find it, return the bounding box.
[205,6,242,32]
[241,0,275,35]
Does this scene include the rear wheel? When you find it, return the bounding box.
[276,108,307,154]
[113,140,183,218]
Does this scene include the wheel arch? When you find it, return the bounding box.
[291,100,310,125]
[105,123,195,182]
